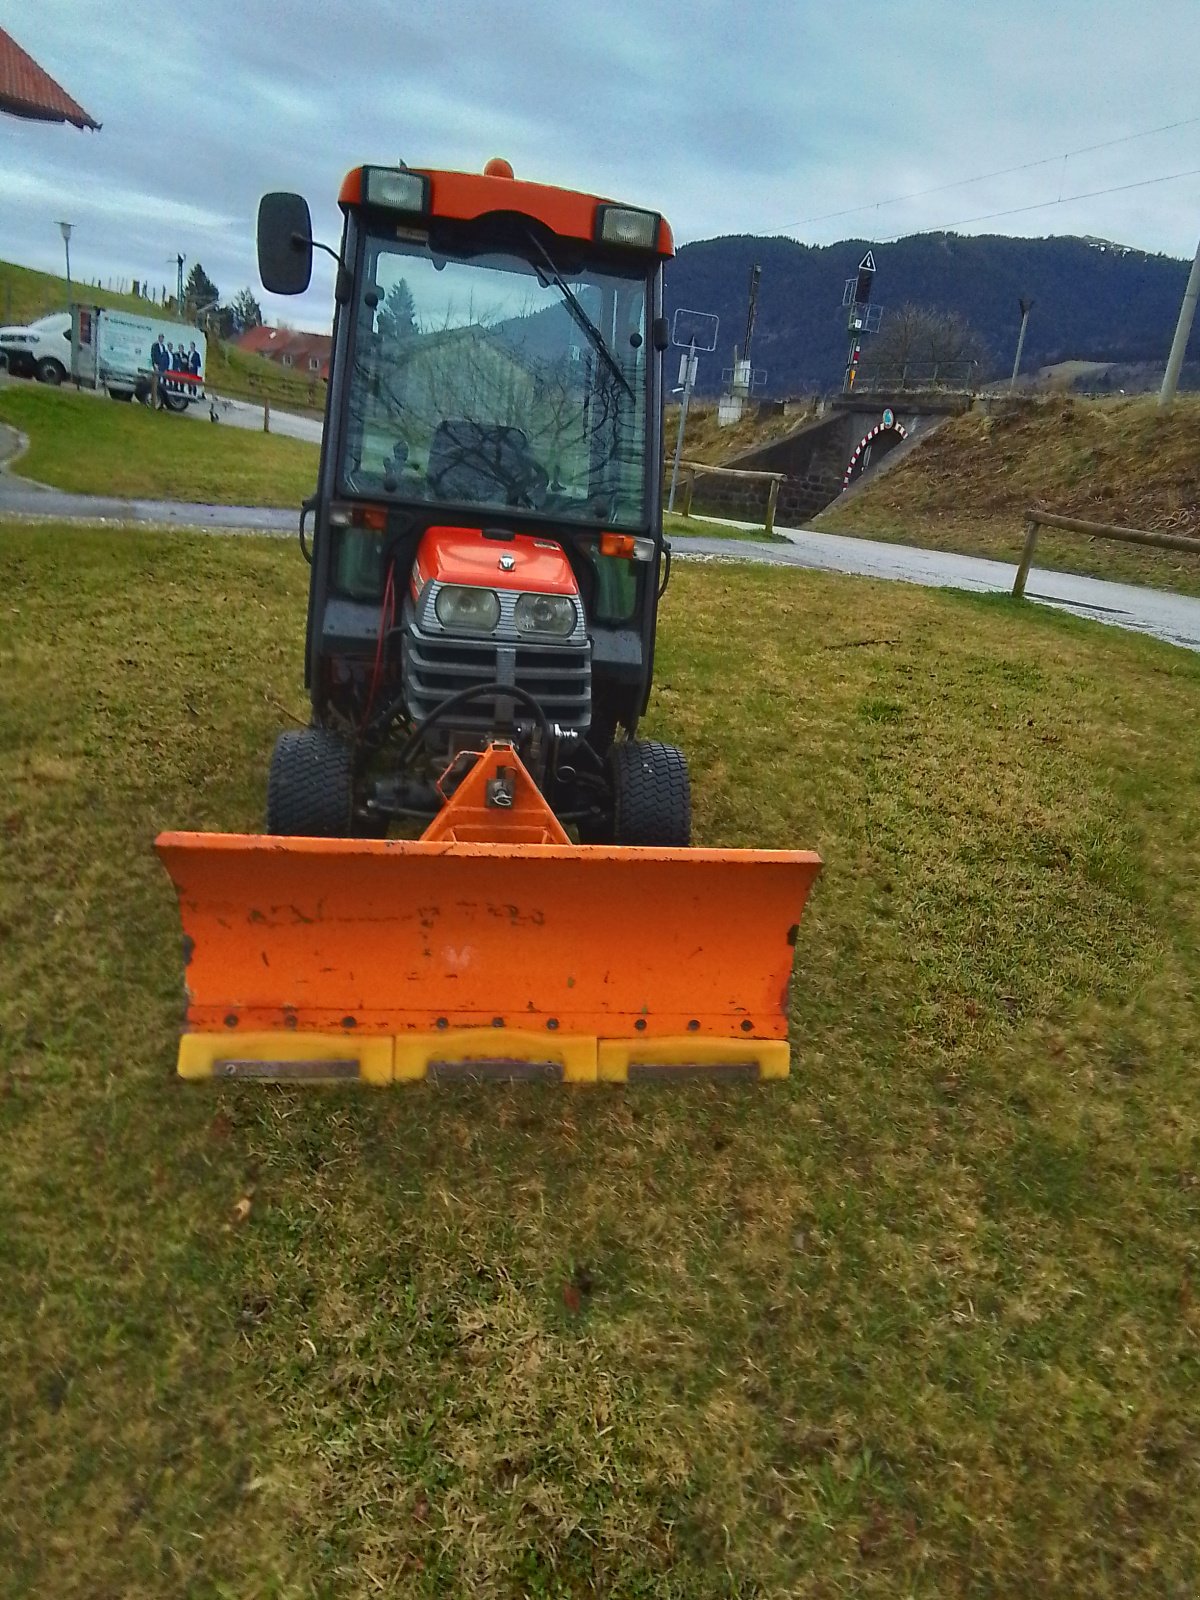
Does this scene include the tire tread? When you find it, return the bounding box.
[610,739,691,847]
[266,728,354,837]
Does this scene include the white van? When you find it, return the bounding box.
[0,306,207,410]
[0,312,74,384]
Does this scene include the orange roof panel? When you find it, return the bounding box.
[339,165,674,256]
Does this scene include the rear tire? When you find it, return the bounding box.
[267,728,355,837]
[610,739,691,848]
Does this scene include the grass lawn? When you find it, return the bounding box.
[4,530,1200,1595]
[0,383,319,508]
[819,395,1200,598]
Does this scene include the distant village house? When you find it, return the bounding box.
[236,325,331,380]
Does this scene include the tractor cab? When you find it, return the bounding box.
[258,162,677,841]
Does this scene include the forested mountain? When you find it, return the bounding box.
[663,232,1196,394]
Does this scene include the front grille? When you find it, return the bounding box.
[403,624,591,731]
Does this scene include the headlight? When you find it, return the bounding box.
[363,167,430,214]
[596,205,660,249]
[514,593,576,637]
[435,585,500,632]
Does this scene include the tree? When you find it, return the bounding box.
[230,287,263,331]
[185,262,220,318]
[858,303,989,390]
[377,278,418,343]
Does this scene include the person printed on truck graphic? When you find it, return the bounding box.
[188,341,201,396]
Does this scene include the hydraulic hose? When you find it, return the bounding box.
[366,680,553,769]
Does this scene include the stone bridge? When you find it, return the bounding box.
[684,390,973,526]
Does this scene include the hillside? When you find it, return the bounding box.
[0,260,181,327]
[665,232,1197,394]
[666,398,815,465]
[817,393,1200,596]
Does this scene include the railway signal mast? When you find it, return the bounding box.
[842,250,882,392]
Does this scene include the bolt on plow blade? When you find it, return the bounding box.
[155,834,822,1084]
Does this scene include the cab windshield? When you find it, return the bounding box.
[339,230,650,529]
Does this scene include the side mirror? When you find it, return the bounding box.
[652,316,669,352]
[257,192,313,295]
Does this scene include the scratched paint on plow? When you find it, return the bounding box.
[157,831,822,1041]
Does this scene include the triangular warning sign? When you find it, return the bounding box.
[858,251,876,272]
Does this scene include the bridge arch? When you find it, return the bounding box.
[842,419,908,491]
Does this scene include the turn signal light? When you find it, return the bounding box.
[599,532,656,561]
[600,533,635,558]
[329,503,389,531]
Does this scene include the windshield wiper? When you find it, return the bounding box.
[524,228,635,401]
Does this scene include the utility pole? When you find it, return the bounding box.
[1010,296,1033,390]
[1158,237,1200,412]
[168,253,185,310]
[743,263,761,365]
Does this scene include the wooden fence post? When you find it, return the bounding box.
[681,473,695,518]
[765,477,780,536]
[1012,516,1040,597]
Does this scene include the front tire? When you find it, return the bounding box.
[610,739,691,848]
[35,358,65,386]
[267,728,355,837]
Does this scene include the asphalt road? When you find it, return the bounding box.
[687,517,1200,653]
[200,392,324,443]
[2,444,1199,653]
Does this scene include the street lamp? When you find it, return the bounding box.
[56,221,74,302]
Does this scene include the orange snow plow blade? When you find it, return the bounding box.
[154,747,822,1084]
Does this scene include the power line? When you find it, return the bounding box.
[782,114,1200,233]
[871,165,1200,243]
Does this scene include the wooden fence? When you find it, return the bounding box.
[673,460,786,534]
[1013,508,1200,596]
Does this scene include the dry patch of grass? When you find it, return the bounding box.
[0,383,318,508]
[819,394,1200,597]
[666,400,817,467]
[3,524,1200,1596]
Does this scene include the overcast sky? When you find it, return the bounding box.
[4,0,1198,331]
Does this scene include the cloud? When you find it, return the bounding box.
[3,0,1197,334]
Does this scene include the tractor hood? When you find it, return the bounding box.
[412,526,579,599]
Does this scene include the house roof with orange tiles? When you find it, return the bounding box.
[0,26,99,129]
